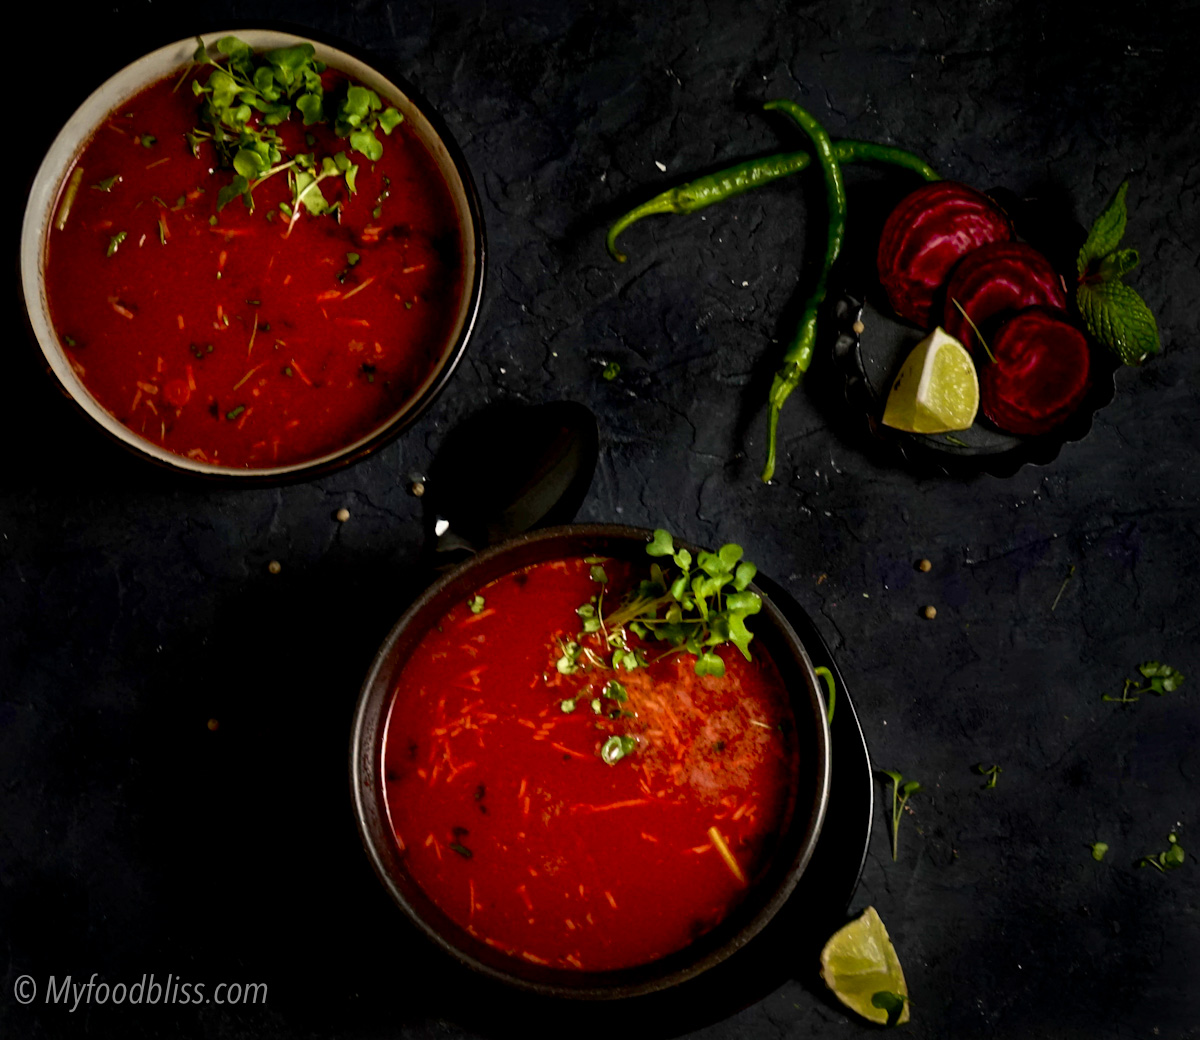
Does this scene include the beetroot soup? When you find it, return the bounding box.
[44,48,464,469]
[382,556,801,972]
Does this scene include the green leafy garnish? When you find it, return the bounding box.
[92,175,120,192]
[600,734,637,765]
[560,698,576,713]
[1076,180,1161,364]
[598,530,761,677]
[870,991,907,1027]
[1136,832,1185,872]
[468,594,485,614]
[188,35,402,227]
[1088,841,1109,861]
[1104,661,1185,703]
[602,361,621,381]
[973,762,1001,789]
[106,231,127,257]
[225,405,245,421]
[448,841,473,859]
[880,770,921,862]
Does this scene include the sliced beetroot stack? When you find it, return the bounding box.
[876,181,1014,327]
[980,309,1091,435]
[941,241,1068,355]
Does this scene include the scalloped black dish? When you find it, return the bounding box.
[830,190,1119,478]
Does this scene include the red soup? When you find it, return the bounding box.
[44,57,464,469]
[382,556,802,972]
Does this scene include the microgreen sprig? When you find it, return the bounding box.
[1136,832,1185,872]
[973,762,1001,789]
[879,770,921,862]
[1104,661,1185,704]
[596,529,761,678]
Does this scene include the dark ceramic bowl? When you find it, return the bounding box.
[19,29,484,484]
[350,524,832,1000]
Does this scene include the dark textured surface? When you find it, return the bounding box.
[4,2,1199,1037]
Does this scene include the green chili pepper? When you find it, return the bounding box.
[606,141,937,262]
[759,101,845,483]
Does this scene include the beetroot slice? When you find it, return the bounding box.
[980,309,1091,436]
[942,242,1068,354]
[877,181,1013,327]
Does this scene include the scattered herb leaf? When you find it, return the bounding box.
[448,841,473,859]
[870,991,907,1028]
[1104,661,1185,704]
[106,231,128,257]
[92,175,120,193]
[1088,841,1109,862]
[879,770,921,862]
[1136,832,1185,872]
[602,361,621,380]
[974,762,1002,789]
[600,734,637,765]
[468,594,485,614]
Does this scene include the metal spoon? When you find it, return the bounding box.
[423,400,599,558]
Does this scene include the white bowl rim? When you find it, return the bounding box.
[19,29,484,480]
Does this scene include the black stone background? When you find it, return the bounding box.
[3,1,1199,1037]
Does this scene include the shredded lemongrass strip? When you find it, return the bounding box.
[707,826,746,885]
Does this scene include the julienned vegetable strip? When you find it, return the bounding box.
[760,100,846,483]
[606,141,938,262]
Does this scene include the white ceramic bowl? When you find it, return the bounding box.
[20,30,485,481]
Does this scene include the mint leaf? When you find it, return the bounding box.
[1077,180,1128,277]
[1076,279,1160,365]
[871,991,907,1027]
[1096,247,1139,281]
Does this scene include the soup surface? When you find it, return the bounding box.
[44,64,463,468]
[382,556,801,972]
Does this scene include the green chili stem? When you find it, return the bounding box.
[606,141,937,262]
[760,99,847,483]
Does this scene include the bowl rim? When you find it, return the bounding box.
[18,27,486,486]
[349,523,833,1000]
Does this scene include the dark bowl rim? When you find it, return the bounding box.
[349,523,833,1001]
[17,25,486,488]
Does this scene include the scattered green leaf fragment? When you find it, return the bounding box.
[880,769,921,862]
[559,698,576,714]
[974,762,1002,789]
[106,231,128,257]
[1051,564,1075,611]
[92,175,120,192]
[346,252,361,266]
[871,991,908,1028]
[448,841,473,859]
[590,565,608,584]
[556,640,582,675]
[600,734,637,765]
[1137,832,1185,872]
[1075,180,1161,364]
[225,405,245,420]
[1088,841,1109,861]
[590,698,602,714]
[468,594,485,614]
[1105,661,1184,703]
[141,134,157,148]
[602,361,621,380]
[603,680,628,702]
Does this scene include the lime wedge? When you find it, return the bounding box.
[881,327,979,434]
[819,906,910,1026]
